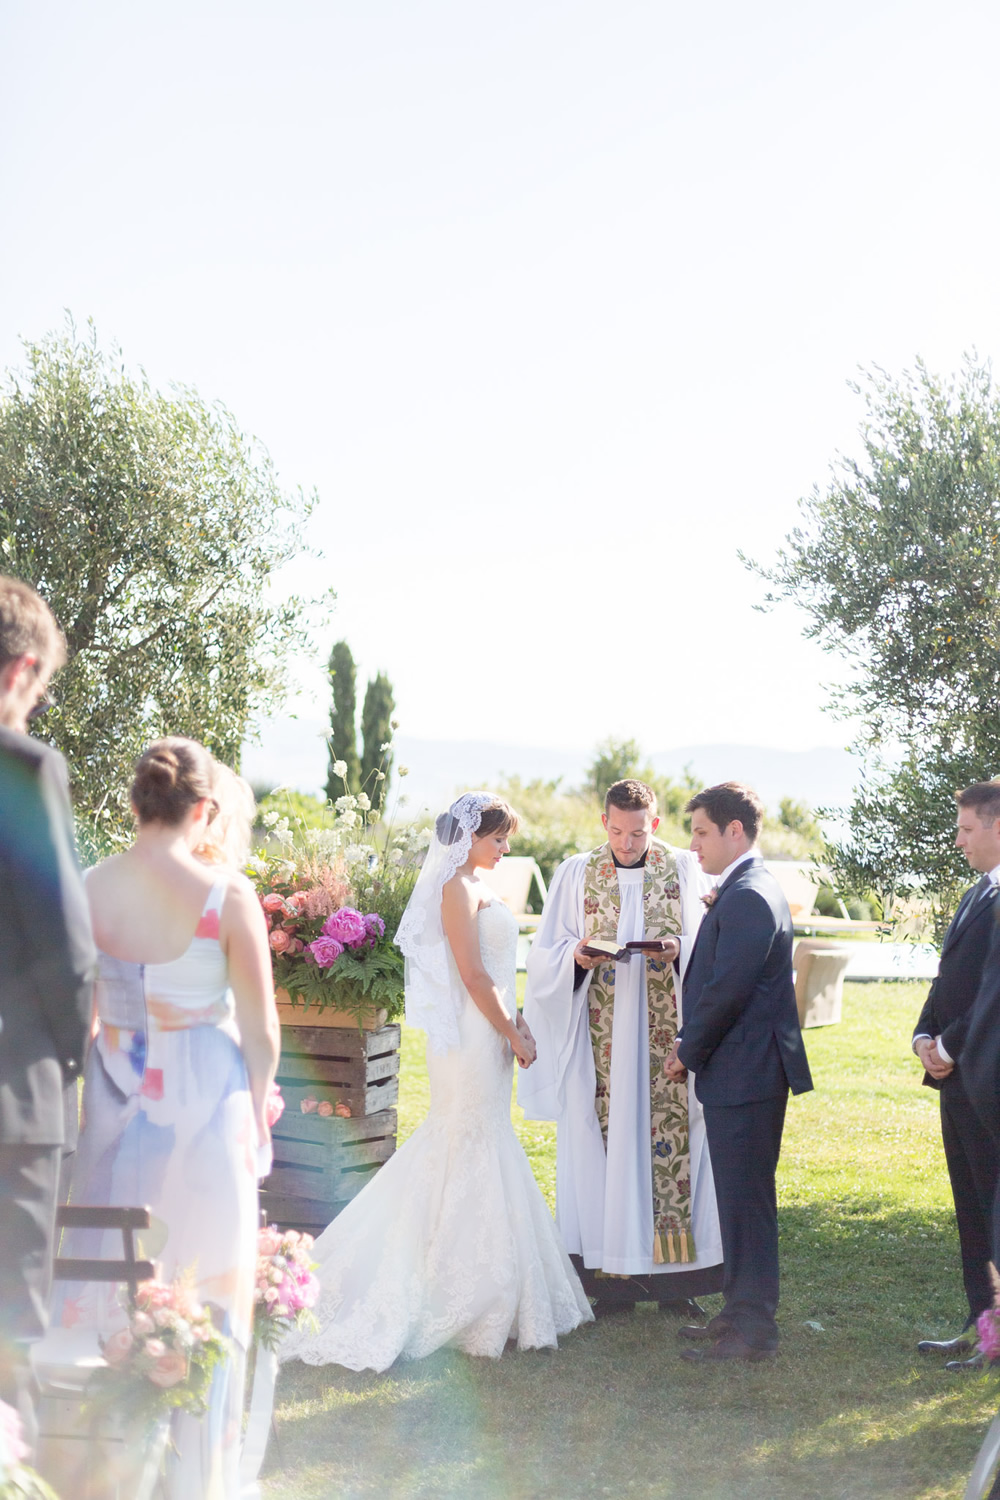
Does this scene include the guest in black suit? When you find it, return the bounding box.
[910,782,1000,1365]
[0,577,95,1425]
[667,782,813,1361]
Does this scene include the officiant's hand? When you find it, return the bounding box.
[574,938,600,971]
[664,1042,687,1083]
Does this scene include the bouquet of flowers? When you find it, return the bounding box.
[0,1401,58,1500]
[88,1276,227,1431]
[250,749,428,1022]
[252,1227,319,1351]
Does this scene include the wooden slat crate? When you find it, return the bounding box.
[261,1104,398,1235]
[273,1022,401,1118]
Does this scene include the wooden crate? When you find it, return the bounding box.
[274,1022,401,1118]
[261,1106,398,1234]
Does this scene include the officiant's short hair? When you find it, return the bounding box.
[686,782,763,842]
[605,780,657,815]
[956,781,1000,824]
[0,574,66,674]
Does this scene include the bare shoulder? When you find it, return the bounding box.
[220,871,264,923]
[442,871,479,916]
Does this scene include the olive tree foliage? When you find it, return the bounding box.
[749,356,1000,931]
[0,322,321,851]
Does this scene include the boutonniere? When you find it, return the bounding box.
[701,888,719,910]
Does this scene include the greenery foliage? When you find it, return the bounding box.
[751,356,1000,933]
[0,320,321,852]
[326,640,360,798]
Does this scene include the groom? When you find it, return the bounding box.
[668,782,813,1361]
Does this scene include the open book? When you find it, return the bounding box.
[580,938,677,961]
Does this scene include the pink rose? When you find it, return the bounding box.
[261,893,285,913]
[102,1328,134,1366]
[308,935,344,968]
[316,1100,334,1117]
[269,929,291,954]
[334,1102,352,1118]
[143,1338,166,1359]
[131,1311,155,1335]
[148,1350,189,1388]
[322,906,368,948]
[300,1096,318,1114]
[259,1227,282,1255]
[286,937,304,955]
[288,892,311,910]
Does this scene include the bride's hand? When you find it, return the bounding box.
[510,1022,536,1069]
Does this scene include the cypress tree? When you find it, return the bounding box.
[326,640,361,798]
[361,671,395,801]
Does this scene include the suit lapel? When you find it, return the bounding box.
[942,880,994,955]
[687,857,762,977]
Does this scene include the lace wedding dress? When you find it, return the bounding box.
[278,897,593,1372]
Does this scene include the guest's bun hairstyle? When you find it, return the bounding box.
[685,781,763,843]
[0,574,66,674]
[131,736,218,828]
[605,779,657,815]
[956,781,1000,825]
[435,797,520,845]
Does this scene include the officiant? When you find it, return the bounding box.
[519,779,724,1310]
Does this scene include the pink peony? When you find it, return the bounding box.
[103,1328,134,1365]
[265,1084,285,1128]
[308,935,345,968]
[316,1100,334,1118]
[322,906,368,948]
[269,929,291,954]
[363,912,385,945]
[261,893,286,913]
[148,1350,189,1388]
[300,1096,318,1114]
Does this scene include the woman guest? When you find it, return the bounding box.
[60,738,279,1498]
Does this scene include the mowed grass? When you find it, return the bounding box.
[261,983,1000,1500]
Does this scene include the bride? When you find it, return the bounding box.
[278,792,593,1372]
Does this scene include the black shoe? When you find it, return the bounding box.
[677,1317,733,1342]
[590,1299,633,1320]
[917,1334,973,1357]
[658,1297,707,1320]
[945,1352,988,1372]
[681,1337,777,1364]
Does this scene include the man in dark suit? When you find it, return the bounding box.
[666,782,813,1361]
[0,577,95,1427]
[910,782,1000,1367]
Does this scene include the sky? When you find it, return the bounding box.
[3,0,1000,782]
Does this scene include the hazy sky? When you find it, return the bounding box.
[3,0,999,764]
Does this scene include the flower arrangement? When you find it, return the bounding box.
[252,1227,320,1351]
[88,1276,227,1431]
[249,747,428,1023]
[0,1401,58,1500]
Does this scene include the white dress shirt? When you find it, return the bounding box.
[914,861,1000,1065]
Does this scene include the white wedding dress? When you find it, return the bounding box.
[278,897,593,1372]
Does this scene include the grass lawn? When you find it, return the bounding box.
[261,982,1000,1499]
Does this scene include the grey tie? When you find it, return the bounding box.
[956,875,995,927]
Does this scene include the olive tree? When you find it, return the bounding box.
[0,321,323,849]
[751,356,1000,931]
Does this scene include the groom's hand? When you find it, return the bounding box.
[664,1041,687,1082]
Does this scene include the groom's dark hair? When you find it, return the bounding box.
[686,782,763,842]
[956,781,1000,825]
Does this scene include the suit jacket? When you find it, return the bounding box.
[0,726,96,1147]
[960,912,1000,1141]
[912,877,997,1090]
[677,857,813,1106]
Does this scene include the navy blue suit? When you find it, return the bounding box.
[677,856,812,1349]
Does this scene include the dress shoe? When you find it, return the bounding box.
[917,1334,973,1357]
[678,1317,733,1342]
[681,1337,777,1364]
[945,1352,989,1372]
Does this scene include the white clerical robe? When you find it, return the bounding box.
[518,847,723,1277]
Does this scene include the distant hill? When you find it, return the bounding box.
[242,717,857,816]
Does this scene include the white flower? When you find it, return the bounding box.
[262,810,279,828]
[335,794,357,812]
[389,848,404,864]
[247,856,268,875]
[332,759,348,778]
[398,766,409,778]
[375,771,386,781]
[379,742,392,753]
[344,844,368,864]
[356,793,371,811]
[337,809,358,828]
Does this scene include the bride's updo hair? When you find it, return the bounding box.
[435,796,520,845]
[131,736,218,828]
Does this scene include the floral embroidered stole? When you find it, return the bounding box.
[583,841,693,1263]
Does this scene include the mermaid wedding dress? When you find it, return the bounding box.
[278,896,593,1372]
